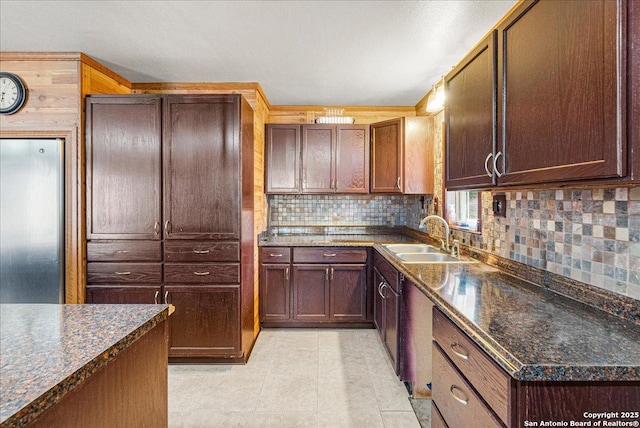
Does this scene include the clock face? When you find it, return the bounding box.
[0,73,26,115]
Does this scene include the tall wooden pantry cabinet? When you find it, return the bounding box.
[85,94,256,363]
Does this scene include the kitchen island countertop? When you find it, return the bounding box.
[0,303,171,427]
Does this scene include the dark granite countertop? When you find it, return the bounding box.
[0,304,170,427]
[374,244,640,382]
[258,227,640,382]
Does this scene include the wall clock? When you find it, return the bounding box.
[0,72,27,115]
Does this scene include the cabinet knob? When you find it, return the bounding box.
[493,151,503,177]
[450,342,469,360]
[484,153,494,177]
[449,385,469,406]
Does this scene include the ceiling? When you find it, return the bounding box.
[0,1,516,106]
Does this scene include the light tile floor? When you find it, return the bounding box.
[169,328,428,428]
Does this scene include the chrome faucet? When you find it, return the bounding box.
[419,215,451,254]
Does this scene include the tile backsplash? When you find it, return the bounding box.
[267,194,428,228]
[448,187,640,301]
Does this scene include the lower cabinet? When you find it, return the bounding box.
[165,285,241,359]
[259,247,369,326]
[373,250,402,375]
[432,307,640,427]
[86,285,161,304]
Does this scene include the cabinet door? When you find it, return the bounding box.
[383,281,400,373]
[335,125,369,193]
[260,264,291,321]
[497,0,622,185]
[302,125,335,193]
[165,285,241,358]
[373,267,385,334]
[330,264,367,321]
[86,96,162,240]
[370,119,402,193]
[265,125,301,193]
[163,95,239,240]
[292,264,330,321]
[86,286,161,304]
[445,32,497,189]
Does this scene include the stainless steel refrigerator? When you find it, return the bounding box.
[0,139,64,303]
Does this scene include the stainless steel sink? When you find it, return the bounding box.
[383,244,439,254]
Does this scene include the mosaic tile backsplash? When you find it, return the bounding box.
[447,187,640,301]
[267,194,428,228]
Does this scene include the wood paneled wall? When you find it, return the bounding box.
[0,52,131,304]
[268,105,416,124]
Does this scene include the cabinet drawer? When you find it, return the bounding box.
[430,402,449,428]
[87,263,162,283]
[260,247,291,263]
[164,263,240,283]
[433,308,511,424]
[432,344,502,428]
[373,251,399,291]
[87,241,161,262]
[293,247,367,263]
[164,241,239,262]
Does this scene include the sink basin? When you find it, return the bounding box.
[383,244,439,254]
[395,252,476,264]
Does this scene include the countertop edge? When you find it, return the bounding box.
[3,306,170,428]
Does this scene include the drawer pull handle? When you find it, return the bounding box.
[484,153,493,177]
[115,271,131,275]
[115,250,129,254]
[450,342,469,360]
[323,253,337,257]
[449,385,469,405]
[269,253,283,257]
[154,291,159,304]
[194,271,210,276]
[164,220,171,235]
[285,267,289,281]
[154,221,160,235]
[164,291,169,304]
[193,249,210,254]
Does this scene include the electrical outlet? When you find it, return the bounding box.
[492,194,506,217]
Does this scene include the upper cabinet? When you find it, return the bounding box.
[163,96,240,240]
[371,117,433,194]
[86,96,162,240]
[446,0,630,189]
[445,32,497,189]
[265,124,370,194]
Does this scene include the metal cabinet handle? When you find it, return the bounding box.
[154,221,160,235]
[164,291,169,304]
[323,253,336,257]
[194,271,210,276]
[330,267,334,281]
[493,151,503,177]
[115,250,129,254]
[450,342,469,360]
[164,220,171,235]
[193,249,210,254]
[484,153,494,177]
[285,267,289,281]
[269,253,283,257]
[114,271,131,275]
[380,282,387,298]
[325,268,329,281]
[396,176,401,189]
[450,385,469,405]
[378,281,385,297]
[154,291,159,304]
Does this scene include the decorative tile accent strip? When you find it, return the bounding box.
[268,194,429,228]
